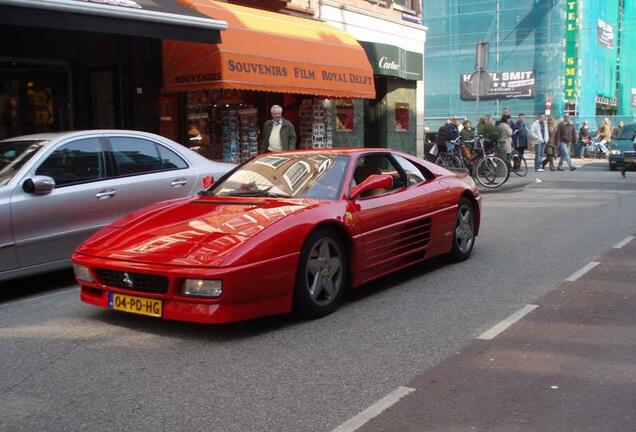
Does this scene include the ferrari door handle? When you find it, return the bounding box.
[171,179,188,187]
[96,189,116,199]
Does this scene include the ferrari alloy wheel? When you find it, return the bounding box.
[294,229,347,318]
[448,198,475,262]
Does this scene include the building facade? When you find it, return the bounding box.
[0,0,225,140]
[423,0,636,130]
[223,0,428,157]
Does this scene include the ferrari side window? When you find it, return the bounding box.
[392,155,427,186]
[353,154,404,197]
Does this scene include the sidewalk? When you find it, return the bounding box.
[478,156,605,193]
[356,236,636,432]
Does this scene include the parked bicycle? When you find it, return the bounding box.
[581,137,609,161]
[509,148,528,177]
[435,135,510,189]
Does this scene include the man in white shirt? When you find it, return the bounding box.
[530,113,549,172]
[261,105,297,152]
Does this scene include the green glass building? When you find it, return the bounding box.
[423,0,636,128]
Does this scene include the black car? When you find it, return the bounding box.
[608,124,636,171]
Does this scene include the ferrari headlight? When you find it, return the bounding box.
[73,264,94,283]
[183,279,223,297]
[610,149,622,155]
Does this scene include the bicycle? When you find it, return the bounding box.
[509,148,528,177]
[434,136,463,169]
[436,135,510,189]
[581,138,608,162]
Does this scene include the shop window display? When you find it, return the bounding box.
[395,103,410,132]
[335,99,354,132]
[186,90,258,164]
[299,98,333,149]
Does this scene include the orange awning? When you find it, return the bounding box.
[163,0,375,99]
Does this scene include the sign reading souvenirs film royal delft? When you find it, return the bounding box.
[460,71,535,99]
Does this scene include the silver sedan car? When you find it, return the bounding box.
[0,130,235,281]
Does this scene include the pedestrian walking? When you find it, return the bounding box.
[498,114,513,159]
[577,120,591,158]
[437,115,461,153]
[496,107,514,127]
[531,113,549,171]
[460,119,474,160]
[542,117,558,171]
[512,113,529,165]
[261,105,297,152]
[556,114,577,171]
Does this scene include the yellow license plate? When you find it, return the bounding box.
[625,157,635,163]
[109,292,162,318]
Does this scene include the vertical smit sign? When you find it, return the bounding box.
[564,0,579,103]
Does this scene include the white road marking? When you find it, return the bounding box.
[331,386,415,432]
[0,287,77,310]
[565,261,600,282]
[477,304,539,340]
[613,236,634,249]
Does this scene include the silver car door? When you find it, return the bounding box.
[10,135,119,267]
[0,185,18,272]
[103,135,199,213]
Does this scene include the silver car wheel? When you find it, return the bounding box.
[305,238,343,307]
[455,205,474,254]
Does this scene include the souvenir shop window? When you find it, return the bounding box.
[335,99,354,132]
[395,103,410,132]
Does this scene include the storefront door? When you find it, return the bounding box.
[89,65,122,129]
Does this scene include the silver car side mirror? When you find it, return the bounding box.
[23,176,56,195]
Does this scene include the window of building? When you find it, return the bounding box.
[395,103,410,132]
[393,0,416,12]
[335,99,354,132]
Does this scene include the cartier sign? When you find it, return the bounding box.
[379,56,400,72]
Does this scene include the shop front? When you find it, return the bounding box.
[0,0,226,139]
[360,41,423,155]
[161,1,375,164]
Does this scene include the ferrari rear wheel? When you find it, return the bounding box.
[448,198,475,262]
[293,229,347,319]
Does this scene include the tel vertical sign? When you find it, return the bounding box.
[564,0,578,103]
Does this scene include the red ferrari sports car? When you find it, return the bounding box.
[73,149,481,323]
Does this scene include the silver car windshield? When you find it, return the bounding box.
[0,140,48,186]
[209,154,350,200]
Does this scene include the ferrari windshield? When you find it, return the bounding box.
[209,154,350,200]
[0,140,48,186]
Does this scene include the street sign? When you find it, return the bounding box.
[475,42,489,70]
[468,70,493,97]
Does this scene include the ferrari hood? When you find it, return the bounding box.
[77,196,317,266]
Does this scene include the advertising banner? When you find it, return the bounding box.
[564,0,578,102]
[460,71,535,99]
[631,88,636,108]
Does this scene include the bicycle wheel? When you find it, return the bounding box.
[435,154,462,169]
[511,153,528,177]
[581,146,593,162]
[475,155,510,189]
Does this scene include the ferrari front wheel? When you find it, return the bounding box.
[293,229,347,319]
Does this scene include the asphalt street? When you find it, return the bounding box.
[1,160,635,432]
